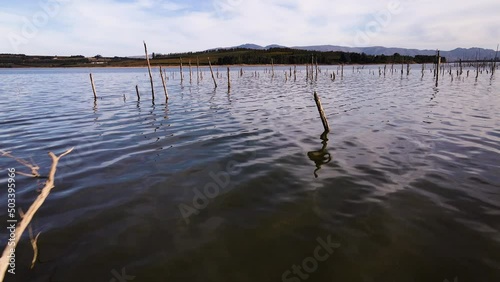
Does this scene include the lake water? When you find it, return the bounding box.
[0,65,499,282]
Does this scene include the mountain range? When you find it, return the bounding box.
[227,44,499,62]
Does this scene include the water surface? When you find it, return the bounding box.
[0,65,499,282]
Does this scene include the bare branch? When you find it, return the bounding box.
[0,148,73,281]
[0,149,40,177]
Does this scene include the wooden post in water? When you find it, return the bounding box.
[159,66,169,100]
[189,60,193,84]
[135,85,140,101]
[89,73,97,100]
[271,58,275,78]
[315,57,319,80]
[313,91,330,133]
[208,57,217,88]
[196,56,200,83]
[179,57,184,84]
[491,44,498,76]
[227,67,231,90]
[143,41,155,100]
[436,50,441,87]
[341,64,344,79]
[294,65,297,81]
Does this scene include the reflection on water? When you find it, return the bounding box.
[0,65,499,281]
[307,131,331,178]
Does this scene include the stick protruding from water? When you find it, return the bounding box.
[143,41,155,100]
[89,73,97,100]
[313,91,330,133]
[208,57,217,88]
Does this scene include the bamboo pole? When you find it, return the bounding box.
[89,73,97,100]
[159,66,169,100]
[0,148,73,281]
[143,41,155,100]
[313,91,330,133]
[208,57,217,88]
[135,85,140,100]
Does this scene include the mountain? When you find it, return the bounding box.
[236,43,266,50]
[228,44,498,61]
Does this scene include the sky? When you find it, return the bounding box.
[0,0,499,56]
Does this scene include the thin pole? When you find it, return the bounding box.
[227,67,231,90]
[159,66,169,100]
[89,73,97,100]
[143,41,155,100]
[208,57,217,88]
[179,57,184,83]
[313,91,330,133]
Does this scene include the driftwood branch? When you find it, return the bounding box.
[0,150,40,178]
[0,148,73,281]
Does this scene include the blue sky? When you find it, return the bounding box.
[0,0,499,56]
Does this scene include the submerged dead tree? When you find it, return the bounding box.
[0,148,74,281]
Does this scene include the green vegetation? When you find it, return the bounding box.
[0,47,445,68]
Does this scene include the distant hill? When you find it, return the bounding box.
[230,44,498,61]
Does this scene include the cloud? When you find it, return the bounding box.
[0,0,498,56]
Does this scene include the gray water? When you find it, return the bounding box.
[0,65,499,282]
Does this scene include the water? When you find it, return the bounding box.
[0,65,499,282]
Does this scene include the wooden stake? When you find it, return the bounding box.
[436,50,441,86]
[159,66,169,100]
[196,56,200,83]
[135,85,140,101]
[208,57,217,88]
[89,73,97,100]
[179,57,184,83]
[313,91,330,133]
[227,67,231,90]
[143,41,155,100]
[271,58,274,78]
[189,60,193,84]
